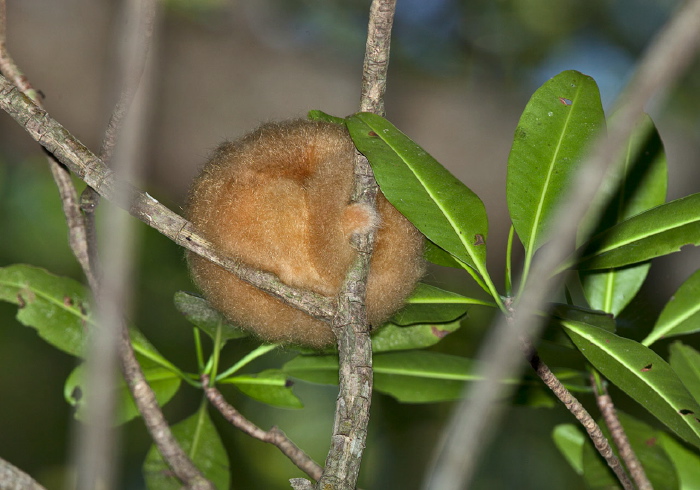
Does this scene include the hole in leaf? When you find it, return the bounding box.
[285,379,294,388]
[17,294,26,309]
[558,97,573,106]
[679,409,694,415]
[431,326,450,339]
[641,364,652,372]
[474,234,485,246]
[71,386,83,402]
[368,131,378,137]
[64,296,74,307]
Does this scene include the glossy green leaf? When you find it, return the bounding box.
[562,320,700,448]
[507,71,604,259]
[346,112,489,274]
[391,283,491,326]
[658,433,700,490]
[371,320,461,353]
[543,304,616,349]
[581,412,678,490]
[643,270,700,346]
[220,369,303,409]
[0,264,91,356]
[669,342,700,403]
[552,424,585,475]
[143,404,230,490]
[307,109,345,125]
[576,193,700,270]
[581,114,667,316]
[65,357,181,425]
[174,291,248,342]
[424,239,465,268]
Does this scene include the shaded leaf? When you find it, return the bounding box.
[643,270,700,346]
[669,342,700,403]
[544,304,616,349]
[346,112,489,274]
[581,412,678,490]
[220,369,303,409]
[143,404,230,490]
[307,109,345,125]
[552,424,585,475]
[424,239,465,268]
[371,320,461,353]
[562,320,700,448]
[581,115,667,316]
[507,70,604,258]
[174,291,248,342]
[576,193,700,270]
[0,264,91,356]
[65,357,181,425]
[391,283,490,326]
[657,432,700,490]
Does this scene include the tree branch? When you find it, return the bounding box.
[314,2,396,489]
[593,374,651,490]
[201,376,323,482]
[0,457,47,490]
[424,0,700,488]
[0,76,335,322]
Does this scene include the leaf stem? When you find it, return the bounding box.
[216,344,279,382]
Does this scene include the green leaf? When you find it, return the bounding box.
[576,193,700,270]
[345,112,489,275]
[552,424,585,475]
[307,109,345,125]
[643,270,700,346]
[507,71,604,261]
[0,264,91,356]
[371,320,461,353]
[561,320,700,448]
[581,412,678,490]
[669,342,700,403]
[581,114,667,316]
[143,403,230,490]
[283,354,339,385]
[174,291,248,342]
[65,357,181,425]
[391,283,490,326]
[544,304,616,349]
[657,433,700,490]
[220,369,303,409]
[424,239,465,268]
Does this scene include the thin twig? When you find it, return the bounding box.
[201,376,323,482]
[592,374,652,490]
[314,1,396,489]
[526,343,633,490]
[424,1,700,488]
[0,77,335,322]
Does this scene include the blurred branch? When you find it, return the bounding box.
[593,374,651,490]
[201,376,323,482]
[424,0,700,488]
[0,76,335,322]
[314,1,396,489]
[0,457,47,490]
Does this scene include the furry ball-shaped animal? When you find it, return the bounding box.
[185,119,425,348]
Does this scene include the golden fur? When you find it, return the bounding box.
[186,119,425,348]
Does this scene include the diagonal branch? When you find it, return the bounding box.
[0,77,335,323]
[201,376,323,482]
[315,2,396,489]
[424,0,700,488]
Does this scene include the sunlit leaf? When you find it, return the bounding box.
[643,270,700,346]
[669,342,700,403]
[346,112,489,274]
[219,369,303,409]
[552,424,585,475]
[64,356,181,425]
[143,404,230,490]
[174,291,248,342]
[561,320,700,448]
[0,264,91,356]
[581,114,667,316]
[575,193,700,270]
[507,70,604,259]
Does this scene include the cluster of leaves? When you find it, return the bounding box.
[2,70,700,487]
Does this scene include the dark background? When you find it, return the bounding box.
[1,1,699,488]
